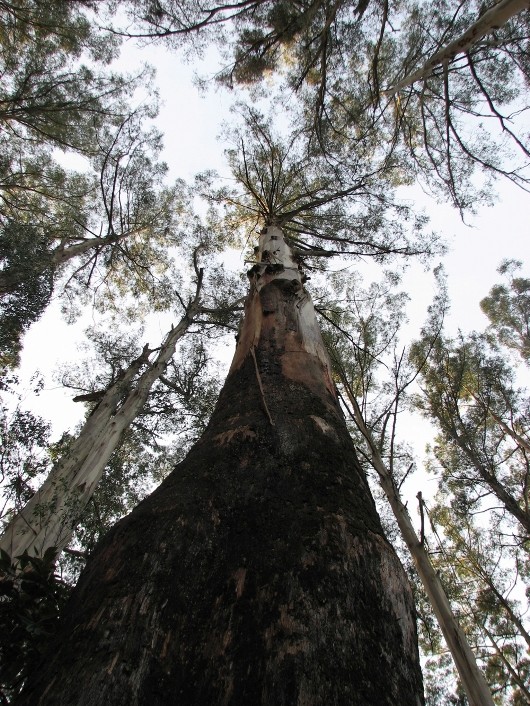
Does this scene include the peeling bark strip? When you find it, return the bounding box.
[386,0,530,95]
[19,227,424,706]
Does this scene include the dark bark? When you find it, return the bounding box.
[18,271,424,705]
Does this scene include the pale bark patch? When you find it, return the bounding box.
[160,631,172,659]
[213,426,257,445]
[106,652,120,675]
[233,567,247,598]
[309,415,339,440]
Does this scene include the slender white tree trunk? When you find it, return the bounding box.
[386,0,530,95]
[0,280,202,560]
[51,230,138,266]
[0,229,146,295]
[341,386,495,706]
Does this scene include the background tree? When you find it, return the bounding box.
[313,267,496,705]
[481,259,530,363]
[0,0,177,367]
[0,231,243,561]
[114,0,530,211]
[409,264,530,704]
[411,331,530,535]
[381,0,530,211]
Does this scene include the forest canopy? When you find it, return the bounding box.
[0,1,529,704]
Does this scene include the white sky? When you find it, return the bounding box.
[12,35,530,507]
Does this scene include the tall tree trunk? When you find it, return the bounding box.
[18,225,424,706]
[336,381,494,706]
[0,284,202,561]
[385,0,530,95]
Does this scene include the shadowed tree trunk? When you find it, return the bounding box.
[17,225,424,706]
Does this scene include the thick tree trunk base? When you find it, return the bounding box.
[19,280,423,706]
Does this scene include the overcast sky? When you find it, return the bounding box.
[12,35,530,490]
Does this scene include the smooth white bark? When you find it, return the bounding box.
[51,229,140,266]
[386,0,530,95]
[0,280,202,560]
[342,387,495,706]
[0,229,148,295]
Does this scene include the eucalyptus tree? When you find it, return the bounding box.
[407,266,530,704]
[0,245,214,561]
[423,507,530,705]
[481,259,530,364]
[411,331,530,535]
[0,200,248,565]
[0,0,130,151]
[382,0,530,211]
[316,270,496,706]
[0,285,198,560]
[0,110,187,368]
[14,108,435,706]
[0,0,171,366]
[115,0,530,210]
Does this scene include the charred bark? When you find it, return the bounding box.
[18,228,424,705]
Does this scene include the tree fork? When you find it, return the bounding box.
[18,226,424,705]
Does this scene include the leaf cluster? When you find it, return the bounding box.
[0,546,70,703]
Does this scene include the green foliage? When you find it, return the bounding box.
[481,260,530,364]
[200,106,439,268]
[0,0,177,353]
[410,264,530,704]
[382,0,530,210]
[119,0,530,211]
[0,0,124,154]
[0,222,54,370]
[0,546,71,702]
[411,328,530,534]
[0,402,51,524]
